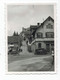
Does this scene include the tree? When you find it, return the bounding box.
[13,31,16,36]
[13,31,19,36]
[16,32,19,36]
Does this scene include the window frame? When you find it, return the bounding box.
[46,32,54,38]
[37,32,43,38]
[38,43,41,48]
[46,23,53,29]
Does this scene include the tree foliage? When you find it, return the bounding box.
[13,31,19,36]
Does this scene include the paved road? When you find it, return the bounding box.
[19,40,34,55]
[8,55,53,71]
[8,40,54,71]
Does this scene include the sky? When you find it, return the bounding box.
[7,5,54,36]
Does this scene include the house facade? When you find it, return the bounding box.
[31,16,54,54]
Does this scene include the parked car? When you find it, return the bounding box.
[8,47,12,54]
[34,48,47,55]
[8,44,19,55]
[18,48,22,52]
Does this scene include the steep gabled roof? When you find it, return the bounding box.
[36,16,54,30]
[42,16,54,25]
[32,16,54,36]
[30,25,39,34]
[30,25,39,30]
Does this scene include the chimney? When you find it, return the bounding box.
[37,23,40,26]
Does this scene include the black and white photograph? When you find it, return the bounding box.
[7,4,55,72]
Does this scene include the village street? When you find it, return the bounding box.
[8,40,54,71]
[19,40,33,55]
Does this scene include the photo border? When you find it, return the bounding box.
[5,3,57,75]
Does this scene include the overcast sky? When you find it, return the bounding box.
[7,5,54,36]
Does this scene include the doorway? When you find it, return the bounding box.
[38,43,41,48]
[46,44,50,52]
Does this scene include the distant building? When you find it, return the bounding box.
[8,36,21,47]
[30,23,40,41]
[21,27,31,41]
[30,16,54,54]
[20,31,25,39]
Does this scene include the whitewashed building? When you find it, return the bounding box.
[31,16,54,54]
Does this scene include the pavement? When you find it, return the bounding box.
[8,40,54,71]
[8,55,53,71]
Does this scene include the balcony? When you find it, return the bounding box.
[31,38,54,45]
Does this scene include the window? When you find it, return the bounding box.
[46,23,53,29]
[37,32,43,38]
[51,44,54,51]
[38,43,41,48]
[46,44,50,52]
[46,32,54,38]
